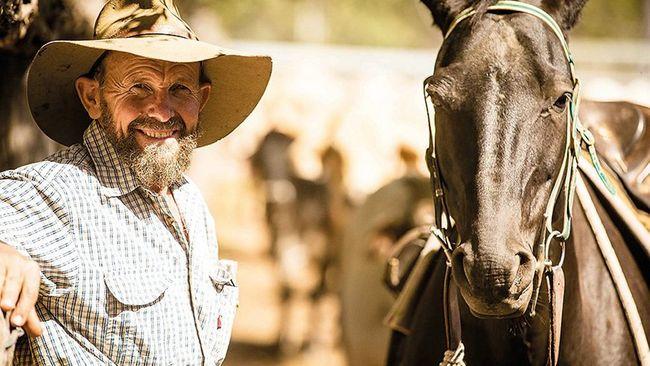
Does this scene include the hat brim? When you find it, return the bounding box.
[27,35,272,147]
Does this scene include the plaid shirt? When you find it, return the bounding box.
[0,121,238,365]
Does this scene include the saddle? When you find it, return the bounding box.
[580,101,650,212]
[383,225,431,296]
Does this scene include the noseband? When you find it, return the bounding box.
[422,1,613,365]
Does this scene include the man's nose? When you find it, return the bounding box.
[146,91,174,122]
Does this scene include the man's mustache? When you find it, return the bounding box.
[127,116,186,134]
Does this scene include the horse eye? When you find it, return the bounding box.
[552,93,571,112]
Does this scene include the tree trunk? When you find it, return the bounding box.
[0,0,98,171]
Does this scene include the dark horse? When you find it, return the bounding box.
[388,0,649,365]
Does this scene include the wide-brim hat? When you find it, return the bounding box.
[27,0,272,147]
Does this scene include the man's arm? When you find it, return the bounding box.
[0,170,74,338]
[0,242,42,336]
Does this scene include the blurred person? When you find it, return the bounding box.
[398,145,422,178]
[0,0,271,364]
[316,146,353,294]
[249,134,352,353]
[305,146,353,350]
[250,130,298,258]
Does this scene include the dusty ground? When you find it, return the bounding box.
[221,242,347,366]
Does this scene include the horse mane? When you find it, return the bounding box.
[467,0,499,28]
[541,0,588,30]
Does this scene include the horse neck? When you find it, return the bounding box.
[457,195,641,365]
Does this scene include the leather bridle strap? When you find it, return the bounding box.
[546,267,565,366]
[423,75,455,265]
[440,267,466,366]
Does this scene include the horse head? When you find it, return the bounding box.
[421,0,587,318]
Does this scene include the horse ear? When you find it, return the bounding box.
[542,0,588,31]
[420,0,473,34]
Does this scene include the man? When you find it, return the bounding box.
[0,0,271,364]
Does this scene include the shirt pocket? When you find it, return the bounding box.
[208,260,239,362]
[102,266,177,364]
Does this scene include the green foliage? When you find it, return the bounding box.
[574,0,646,38]
[324,0,435,46]
[195,0,647,45]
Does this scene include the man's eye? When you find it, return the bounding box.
[170,83,190,93]
[131,83,151,93]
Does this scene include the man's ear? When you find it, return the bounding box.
[75,76,102,120]
[420,0,473,35]
[541,0,588,31]
[198,82,212,112]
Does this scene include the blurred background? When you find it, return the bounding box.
[1,0,649,365]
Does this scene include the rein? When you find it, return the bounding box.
[422,1,613,365]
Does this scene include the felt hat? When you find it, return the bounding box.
[26,0,272,147]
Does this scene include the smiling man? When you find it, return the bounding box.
[0,0,271,364]
[79,51,210,195]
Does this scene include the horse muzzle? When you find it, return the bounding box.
[450,242,536,318]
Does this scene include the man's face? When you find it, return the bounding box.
[76,51,211,192]
[98,51,207,146]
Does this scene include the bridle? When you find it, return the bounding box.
[422,1,613,365]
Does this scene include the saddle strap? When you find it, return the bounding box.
[576,174,650,365]
[546,267,565,366]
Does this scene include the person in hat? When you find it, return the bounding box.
[0,0,271,364]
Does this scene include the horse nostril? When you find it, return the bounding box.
[515,251,534,270]
[513,251,535,292]
[450,244,471,289]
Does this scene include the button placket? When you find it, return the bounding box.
[153,195,188,251]
[162,190,211,363]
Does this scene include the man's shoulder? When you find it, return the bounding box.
[0,144,92,190]
[179,176,209,204]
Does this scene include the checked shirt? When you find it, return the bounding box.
[0,121,238,365]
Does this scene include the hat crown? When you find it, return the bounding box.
[94,0,198,40]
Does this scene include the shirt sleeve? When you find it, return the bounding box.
[0,171,79,297]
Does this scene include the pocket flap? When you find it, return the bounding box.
[209,259,238,286]
[209,259,239,299]
[104,270,175,306]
